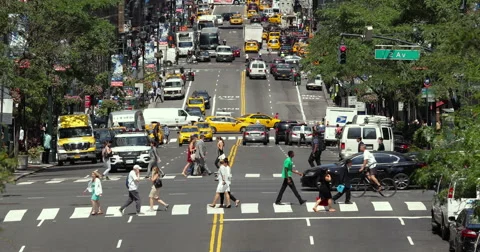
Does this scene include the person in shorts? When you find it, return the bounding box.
[358,144,381,190]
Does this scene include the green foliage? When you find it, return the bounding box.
[27,146,44,159]
[0,151,17,193]
[97,99,121,117]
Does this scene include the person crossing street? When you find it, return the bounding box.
[119,165,143,215]
[275,151,307,205]
[308,131,324,167]
[333,159,353,204]
[163,124,170,144]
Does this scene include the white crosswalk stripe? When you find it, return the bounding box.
[17,182,34,185]
[73,179,91,183]
[46,179,64,184]
[2,201,429,223]
[245,174,260,178]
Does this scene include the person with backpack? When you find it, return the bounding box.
[119,165,142,216]
[148,167,169,212]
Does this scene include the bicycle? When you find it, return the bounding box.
[350,171,397,198]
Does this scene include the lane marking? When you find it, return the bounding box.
[223,216,430,222]
[172,204,191,215]
[209,214,218,252]
[19,246,25,252]
[116,239,122,249]
[211,94,216,116]
[27,197,45,199]
[309,236,314,245]
[245,173,260,178]
[372,201,393,211]
[106,206,122,217]
[405,202,427,211]
[306,218,311,226]
[37,219,45,227]
[216,214,224,252]
[4,209,27,222]
[127,216,132,223]
[182,81,193,108]
[240,203,259,214]
[84,175,89,178]
[169,192,187,195]
[407,236,414,245]
[338,202,359,212]
[295,82,307,121]
[69,207,91,219]
[241,71,246,115]
[207,204,225,214]
[17,182,34,185]
[273,203,293,213]
[37,208,59,221]
[398,217,405,225]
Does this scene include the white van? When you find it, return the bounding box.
[107,110,146,130]
[246,60,267,79]
[338,123,394,159]
[352,115,392,126]
[143,108,201,128]
[264,7,280,17]
[324,107,357,145]
[432,176,479,240]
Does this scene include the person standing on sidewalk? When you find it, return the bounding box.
[163,124,170,144]
[333,159,352,204]
[148,167,169,212]
[275,151,307,205]
[102,141,112,180]
[84,170,103,215]
[42,131,52,164]
[146,142,161,178]
[120,165,143,216]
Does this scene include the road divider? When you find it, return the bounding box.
[209,139,240,252]
[241,71,246,115]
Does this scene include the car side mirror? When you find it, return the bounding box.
[448,216,456,222]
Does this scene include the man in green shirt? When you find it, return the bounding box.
[275,150,307,205]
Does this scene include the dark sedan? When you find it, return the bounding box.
[274,120,299,144]
[269,58,285,73]
[449,208,480,252]
[394,134,410,153]
[250,15,262,24]
[231,46,241,57]
[300,151,424,190]
[272,63,293,80]
[196,50,211,62]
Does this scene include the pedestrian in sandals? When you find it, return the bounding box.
[312,169,335,212]
[209,159,230,208]
[148,167,169,212]
[84,170,103,215]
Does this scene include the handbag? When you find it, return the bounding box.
[190,153,196,161]
[336,184,345,193]
[154,178,163,188]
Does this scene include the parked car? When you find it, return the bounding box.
[288,125,313,146]
[300,151,424,190]
[306,74,323,90]
[394,134,410,153]
[242,124,269,145]
[274,120,299,144]
[449,208,480,252]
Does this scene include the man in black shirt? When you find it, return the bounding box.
[357,137,364,152]
[332,159,352,204]
[378,137,385,151]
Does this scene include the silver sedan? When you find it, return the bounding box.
[289,126,313,146]
[242,125,269,145]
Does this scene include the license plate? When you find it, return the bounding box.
[282,74,286,77]
[74,155,80,159]
[126,160,134,164]
[366,146,373,150]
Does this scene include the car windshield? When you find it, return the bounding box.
[239,114,250,118]
[217,47,232,52]
[179,42,193,47]
[165,81,182,87]
[94,130,111,141]
[196,123,209,128]
[189,99,203,104]
[181,127,199,132]
[113,136,148,146]
[276,64,290,69]
[247,126,265,131]
[188,110,202,116]
[248,43,256,46]
[269,40,278,43]
[59,127,92,139]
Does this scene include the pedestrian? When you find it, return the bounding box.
[163,124,170,144]
[275,150,307,205]
[148,167,169,212]
[357,137,364,152]
[219,158,240,207]
[377,137,385,151]
[102,141,112,180]
[146,141,161,178]
[312,169,335,212]
[308,131,322,167]
[209,159,231,208]
[214,137,225,169]
[84,170,103,215]
[119,165,143,216]
[332,159,352,204]
[297,124,306,146]
[274,112,279,119]
[194,134,213,176]
[155,86,163,102]
[182,136,196,176]
[42,131,52,164]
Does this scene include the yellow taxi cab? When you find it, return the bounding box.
[236,113,280,129]
[177,126,200,147]
[230,14,243,25]
[194,122,214,141]
[259,2,270,11]
[292,42,301,53]
[145,123,165,145]
[187,97,206,114]
[262,31,268,40]
[247,10,257,19]
[267,39,280,50]
[205,116,251,133]
[268,31,280,40]
[244,40,259,52]
[268,14,281,24]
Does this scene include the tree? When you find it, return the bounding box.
[0,150,17,193]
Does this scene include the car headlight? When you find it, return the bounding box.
[142,150,149,154]
[305,171,315,177]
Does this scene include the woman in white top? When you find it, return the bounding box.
[220,158,240,207]
[84,170,103,215]
[209,160,231,208]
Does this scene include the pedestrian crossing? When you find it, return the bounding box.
[1,201,429,223]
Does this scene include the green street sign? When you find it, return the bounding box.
[375,49,420,61]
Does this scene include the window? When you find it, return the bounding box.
[178,110,187,117]
[374,153,394,164]
[59,127,92,139]
[259,115,270,119]
[382,127,390,140]
[351,155,364,165]
[251,115,260,119]
[114,136,148,147]
[181,127,199,133]
[347,127,361,139]
[363,128,377,139]
[226,117,236,123]
[210,117,220,122]
[189,99,203,104]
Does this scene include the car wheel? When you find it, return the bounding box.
[393,173,410,190]
[240,127,246,133]
[263,141,268,145]
[211,127,217,134]
[179,142,182,147]
[242,141,246,145]
[431,211,439,234]
[92,158,97,164]
[58,161,63,166]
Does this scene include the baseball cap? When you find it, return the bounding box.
[133,165,141,170]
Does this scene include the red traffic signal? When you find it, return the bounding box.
[339,45,347,52]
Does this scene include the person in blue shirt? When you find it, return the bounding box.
[163,125,170,144]
[42,132,52,164]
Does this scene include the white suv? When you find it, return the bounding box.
[110,132,151,172]
[216,45,234,62]
[246,60,267,79]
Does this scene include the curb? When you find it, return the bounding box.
[14,165,53,182]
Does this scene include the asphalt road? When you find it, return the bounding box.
[0,5,447,252]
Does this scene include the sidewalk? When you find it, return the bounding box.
[14,163,56,181]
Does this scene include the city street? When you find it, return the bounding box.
[0,5,447,252]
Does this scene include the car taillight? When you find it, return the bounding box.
[340,143,345,150]
[448,187,454,198]
[244,132,249,136]
[292,133,297,136]
[461,229,478,238]
[307,134,312,136]
[400,144,409,149]
[261,132,265,136]
[249,69,252,72]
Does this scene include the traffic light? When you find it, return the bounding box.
[338,44,347,64]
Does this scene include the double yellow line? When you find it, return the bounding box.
[240,71,246,115]
[209,139,241,252]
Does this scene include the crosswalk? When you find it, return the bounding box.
[2,201,428,223]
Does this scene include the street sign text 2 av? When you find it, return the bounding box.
[375,49,420,61]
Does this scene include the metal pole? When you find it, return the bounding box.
[0,74,4,125]
[425,89,428,126]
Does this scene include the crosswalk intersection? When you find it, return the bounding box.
[2,201,428,224]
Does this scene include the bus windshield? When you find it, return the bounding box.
[59,127,92,139]
[179,42,193,47]
[199,33,219,49]
[198,21,214,30]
